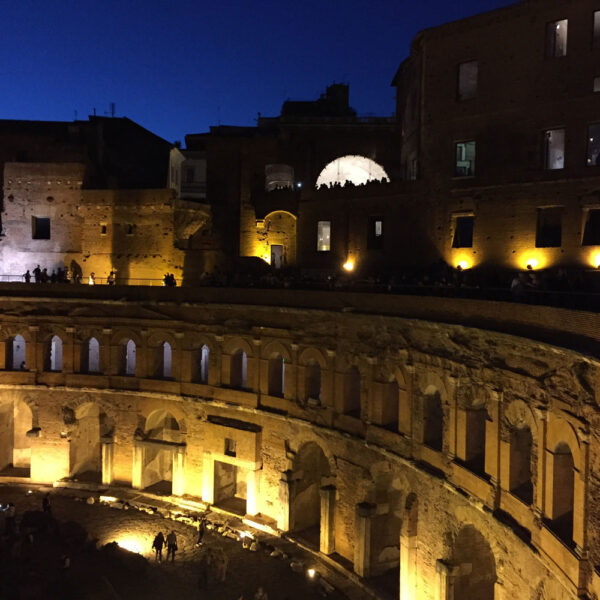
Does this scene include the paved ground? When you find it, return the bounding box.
[0,485,371,600]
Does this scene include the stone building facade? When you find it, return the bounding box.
[0,285,598,599]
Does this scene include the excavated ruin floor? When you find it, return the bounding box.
[0,484,379,600]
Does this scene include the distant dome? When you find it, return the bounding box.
[316,155,389,188]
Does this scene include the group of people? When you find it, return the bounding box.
[163,273,177,287]
[24,265,79,284]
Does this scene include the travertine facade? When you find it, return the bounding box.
[0,286,598,599]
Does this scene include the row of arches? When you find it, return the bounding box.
[5,335,210,383]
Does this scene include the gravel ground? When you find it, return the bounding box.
[0,485,365,600]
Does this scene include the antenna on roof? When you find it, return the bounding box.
[110,102,116,118]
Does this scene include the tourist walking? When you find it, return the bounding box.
[152,531,165,562]
[196,516,206,546]
[166,530,178,562]
[107,271,115,286]
[23,270,31,283]
[88,272,96,285]
[42,493,51,515]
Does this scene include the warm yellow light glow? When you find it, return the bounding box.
[307,568,316,578]
[99,495,118,503]
[456,259,470,270]
[592,252,600,268]
[342,258,355,272]
[116,537,144,554]
[517,251,547,271]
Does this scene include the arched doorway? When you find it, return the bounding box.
[290,442,331,549]
[6,334,26,370]
[316,155,390,188]
[69,403,112,482]
[452,525,496,600]
[141,411,183,495]
[0,398,32,477]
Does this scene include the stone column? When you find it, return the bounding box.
[246,468,261,516]
[63,326,75,373]
[277,470,293,531]
[201,452,214,504]
[436,560,459,600]
[131,444,144,489]
[172,448,185,497]
[354,502,376,578]
[102,328,112,375]
[101,440,114,486]
[320,485,336,555]
[400,530,418,599]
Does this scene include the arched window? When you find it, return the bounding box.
[156,342,172,378]
[423,389,443,451]
[316,155,389,188]
[230,350,247,389]
[82,337,100,373]
[46,335,63,372]
[120,339,136,376]
[268,355,285,397]
[464,408,487,475]
[305,361,321,402]
[550,442,574,543]
[6,335,26,370]
[452,526,496,600]
[510,426,533,504]
[343,366,361,416]
[195,344,209,384]
[382,380,399,429]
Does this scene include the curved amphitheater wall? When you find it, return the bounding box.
[0,293,598,599]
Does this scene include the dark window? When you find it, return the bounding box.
[224,438,236,457]
[455,141,476,177]
[594,11,600,47]
[457,61,478,101]
[126,224,134,235]
[32,217,50,240]
[546,19,568,57]
[367,217,384,249]
[582,209,600,246]
[185,166,195,183]
[536,207,562,247]
[543,129,565,170]
[100,224,107,235]
[452,216,474,248]
[587,123,600,167]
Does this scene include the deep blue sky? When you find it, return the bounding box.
[2,0,515,143]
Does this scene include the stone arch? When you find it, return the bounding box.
[290,442,331,546]
[422,384,444,451]
[222,336,254,357]
[81,337,101,374]
[547,440,576,544]
[0,396,33,476]
[298,347,327,368]
[193,344,210,384]
[69,402,112,482]
[316,155,390,188]
[263,211,297,268]
[299,347,327,403]
[152,341,173,378]
[117,339,136,376]
[111,328,143,348]
[140,410,185,494]
[262,340,292,362]
[505,400,539,505]
[230,349,248,389]
[6,333,27,370]
[452,525,496,600]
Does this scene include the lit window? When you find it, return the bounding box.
[317,221,331,252]
[367,217,384,250]
[536,207,562,248]
[457,61,478,101]
[452,216,474,248]
[546,19,568,57]
[455,141,476,177]
[587,123,600,167]
[582,209,600,246]
[594,77,600,93]
[32,217,50,240]
[543,129,565,170]
[594,11,600,47]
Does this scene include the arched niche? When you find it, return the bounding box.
[316,155,389,188]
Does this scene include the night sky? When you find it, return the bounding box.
[3,0,515,144]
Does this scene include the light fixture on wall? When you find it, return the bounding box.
[456,259,470,270]
[526,258,539,270]
[342,258,355,272]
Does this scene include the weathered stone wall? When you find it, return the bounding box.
[1,163,185,283]
[0,292,597,598]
